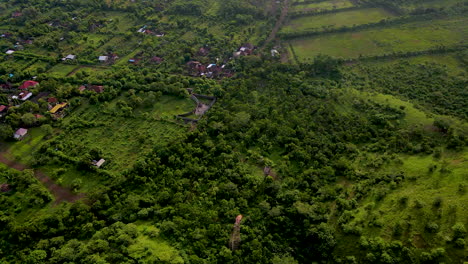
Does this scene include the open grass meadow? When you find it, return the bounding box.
[289,17,467,61]
[47,64,78,77]
[131,222,184,263]
[402,0,465,11]
[292,0,354,12]
[282,8,394,33]
[1,128,47,163]
[357,53,467,76]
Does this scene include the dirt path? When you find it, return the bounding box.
[261,0,290,51]
[0,153,85,205]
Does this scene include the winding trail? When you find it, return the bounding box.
[261,0,290,51]
[0,153,85,205]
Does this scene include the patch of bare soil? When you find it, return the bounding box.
[0,153,85,205]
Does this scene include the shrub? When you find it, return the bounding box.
[454,238,465,248]
[452,223,467,239]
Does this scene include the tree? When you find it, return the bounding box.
[21,113,36,126]
[26,249,47,264]
[40,124,53,136]
[0,124,14,140]
[452,222,467,239]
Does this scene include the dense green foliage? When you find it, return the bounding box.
[1,0,467,263]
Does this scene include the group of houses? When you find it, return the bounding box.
[186,61,233,78]
[98,53,118,63]
[128,51,164,65]
[186,44,256,78]
[12,80,38,101]
[233,43,255,58]
[78,84,105,93]
[137,25,165,37]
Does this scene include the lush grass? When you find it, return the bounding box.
[40,164,101,193]
[99,11,137,32]
[291,0,354,12]
[24,60,50,73]
[3,128,47,164]
[402,0,465,10]
[333,147,468,261]
[347,89,434,127]
[47,64,78,77]
[283,8,393,33]
[358,53,467,76]
[130,222,183,263]
[289,17,467,60]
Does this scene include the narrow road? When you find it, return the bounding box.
[0,153,85,205]
[261,0,290,51]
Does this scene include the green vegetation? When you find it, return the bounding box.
[291,0,354,12]
[289,17,466,60]
[0,0,467,263]
[282,8,393,33]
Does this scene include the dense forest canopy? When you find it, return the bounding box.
[0,0,467,263]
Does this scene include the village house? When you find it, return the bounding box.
[11,11,22,18]
[50,102,68,119]
[19,80,39,90]
[78,85,86,92]
[5,50,14,55]
[98,56,108,62]
[93,159,106,168]
[18,91,33,101]
[0,105,7,117]
[151,56,163,64]
[89,85,104,93]
[0,82,12,90]
[14,128,28,140]
[233,43,255,58]
[1,32,13,38]
[0,183,11,192]
[197,47,209,56]
[48,97,58,105]
[62,54,76,61]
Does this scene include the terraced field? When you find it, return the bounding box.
[289,17,467,61]
[282,7,394,33]
[291,0,354,13]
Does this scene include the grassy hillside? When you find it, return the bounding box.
[289,16,466,60]
[282,8,394,33]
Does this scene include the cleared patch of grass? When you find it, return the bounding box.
[289,17,467,60]
[291,0,354,12]
[358,53,466,76]
[47,64,78,77]
[349,89,434,126]
[283,8,393,33]
[402,0,464,10]
[131,222,184,263]
[4,128,47,163]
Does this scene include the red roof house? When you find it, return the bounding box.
[19,80,39,90]
[89,85,104,93]
[0,105,6,112]
[48,97,58,103]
